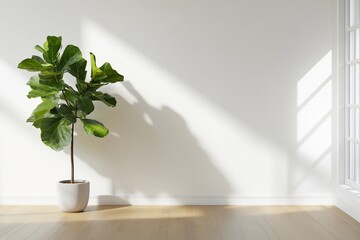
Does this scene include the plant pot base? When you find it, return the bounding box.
[57,180,90,212]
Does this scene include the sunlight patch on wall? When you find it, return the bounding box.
[297,80,332,142]
[297,50,332,142]
[294,51,332,193]
[297,51,332,107]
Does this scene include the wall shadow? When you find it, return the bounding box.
[79,0,335,197]
[70,82,232,201]
[0,0,234,202]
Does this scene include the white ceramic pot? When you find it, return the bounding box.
[57,180,90,212]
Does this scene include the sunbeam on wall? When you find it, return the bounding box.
[294,51,332,195]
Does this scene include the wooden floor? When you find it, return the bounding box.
[0,206,360,240]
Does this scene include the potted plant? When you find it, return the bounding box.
[18,36,124,212]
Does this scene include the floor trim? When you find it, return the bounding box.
[335,185,360,222]
[0,194,334,205]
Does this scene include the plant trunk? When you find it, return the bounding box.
[71,123,75,184]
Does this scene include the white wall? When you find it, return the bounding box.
[0,0,336,205]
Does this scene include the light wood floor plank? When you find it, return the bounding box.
[301,205,360,240]
[214,206,271,240]
[130,206,169,240]
[167,206,196,240]
[0,206,42,240]
[0,205,23,236]
[257,206,339,240]
[108,206,141,240]
[192,206,222,240]
[74,206,125,240]
[0,205,360,240]
[8,206,61,240]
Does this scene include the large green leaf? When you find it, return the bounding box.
[38,71,64,90]
[68,58,87,92]
[40,117,72,151]
[78,96,94,115]
[81,119,109,137]
[27,76,60,98]
[86,82,106,91]
[59,45,82,71]
[57,104,76,123]
[90,53,107,80]
[99,62,124,83]
[61,87,79,108]
[68,58,87,81]
[18,58,53,72]
[31,55,46,64]
[88,92,117,107]
[27,98,58,123]
[33,118,44,129]
[43,36,62,64]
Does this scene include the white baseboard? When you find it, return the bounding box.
[335,185,360,222]
[0,194,334,205]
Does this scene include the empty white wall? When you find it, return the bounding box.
[0,0,336,204]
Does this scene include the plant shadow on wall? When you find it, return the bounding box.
[78,0,335,197]
[69,82,232,202]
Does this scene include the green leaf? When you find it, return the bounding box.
[78,96,94,115]
[31,55,46,64]
[99,62,124,83]
[43,39,49,51]
[59,45,82,71]
[90,53,107,80]
[81,119,109,137]
[86,82,106,91]
[39,71,63,80]
[88,92,117,107]
[18,58,53,72]
[40,117,72,151]
[68,58,87,81]
[27,76,60,99]
[43,36,62,64]
[57,104,76,123]
[57,104,72,116]
[38,71,64,90]
[61,87,79,108]
[35,45,46,53]
[68,58,87,92]
[27,98,58,123]
[33,118,44,128]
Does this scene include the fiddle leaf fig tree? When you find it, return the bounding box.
[18,36,124,183]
